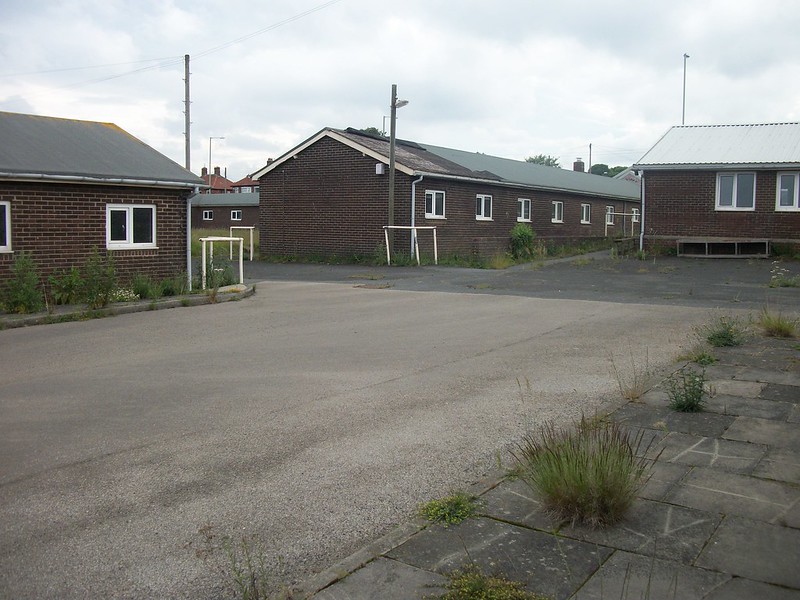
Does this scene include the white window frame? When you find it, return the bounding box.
[202,209,214,221]
[517,198,531,222]
[776,172,800,211]
[0,201,11,252]
[476,194,492,220]
[551,201,563,223]
[106,204,157,250]
[716,172,756,211]
[240,186,252,194]
[425,190,446,219]
[605,206,615,225]
[632,208,640,223]
[231,209,243,221]
[580,203,591,224]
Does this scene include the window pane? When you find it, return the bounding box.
[485,196,492,218]
[552,202,557,220]
[779,175,795,207]
[0,205,6,246]
[425,193,433,214]
[736,173,754,208]
[476,197,482,216]
[435,192,444,215]
[517,200,523,219]
[110,209,127,241]
[132,207,153,244]
[718,175,734,206]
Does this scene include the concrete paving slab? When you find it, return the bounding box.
[386,517,611,600]
[790,405,800,423]
[754,447,800,485]
[611,403,736,437]
[654,432,766,474]
[761,383,800,403]
[638,462,691,501]
[704,393,793,420]
[709,379,765,398]
[704,577,800,600]
[313,558,447,600]
[479,478,556,532]
[724,416,800,450]
[704,364,746,380]
[696,516,800,589]
[560,499,720,564]
[666,467,800,523]
[638,389,669,408]
[571,550,729,600]
[734,368,800,387]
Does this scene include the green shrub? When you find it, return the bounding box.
[161,272,189,297]
[83,248,117,309]
[510,223,536,260]
[512,416,649,528]
[48,267,85,305]
[419,492,479,527]
[698,315,748,347]
[2,252,44,313]
[666,366,706,412]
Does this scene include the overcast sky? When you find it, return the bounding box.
[2,0,799,181]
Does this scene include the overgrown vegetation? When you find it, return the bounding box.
[48,266,84,305]
[697,315,748,347]
[758,307,798,338]
[666,366,707,412]
[769,260,800,287]
[82,248,117,309]
[512,416,650,528]
[1,251,44,313]
[510,223,536,260]
[677,344,717,366]
[191,227,260,259]
[419,492,480,527]
[609,348,652,400]
[432,564,549,600]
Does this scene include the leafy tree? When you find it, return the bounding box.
[525,154,560,168]
[608,165,628,177]
[361,126,385,137]
[590,163,610,176]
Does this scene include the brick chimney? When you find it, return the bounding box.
[214,166,221,176]
[201,166,208,177]
[573,157,585,173]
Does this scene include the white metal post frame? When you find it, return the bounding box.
[604,211,640,238]
[383,226,437,266]
[200,236,244,289]
[229,226,255,261]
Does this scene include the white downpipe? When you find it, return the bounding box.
[187,189,198,291]
[410,174,424,255]
[639,174,646,252]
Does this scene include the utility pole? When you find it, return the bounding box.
[184,54,191,170]
[682,53,690,125]
[387,83,409,255]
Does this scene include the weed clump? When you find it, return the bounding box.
[1,251,44,313]
[419,492,479,527]
[666,366,706,412]
[697,315,748,347]
[758,307,797,338]
[510,223,536,260]
[513,416,650,528]
[435,564,548,600]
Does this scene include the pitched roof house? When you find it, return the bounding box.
[200,166,234,193]
[0,111,204,283]
[633,123,800,256]
[253,128,640,259]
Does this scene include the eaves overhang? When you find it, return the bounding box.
[634,162,800,171]
[0,171,206,189]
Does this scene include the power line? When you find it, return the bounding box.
[0,57,180,78]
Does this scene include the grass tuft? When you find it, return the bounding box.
[512,416,650,528]
[419,492,479,527]
[433,564,549,600]
[758,307,797,338]
[609,348,652,400]
[677,344,717,366]
[697,315,748,347]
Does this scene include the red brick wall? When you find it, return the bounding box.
[643,170,800,242]
[258,137,640,259]
[192,205,258,229]
[0,182,189,284]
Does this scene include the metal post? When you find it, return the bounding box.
[682,53,690,125]
[388,84,398,254]
[184,55,190,170]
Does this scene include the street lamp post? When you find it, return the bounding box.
[682,53,690,125]
[387,84,408,254]
[208,136,225,192]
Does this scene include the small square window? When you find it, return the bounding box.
[581,203,591,224]
[231,210,243,221]
[517,198,531,222]
[476,194,492,220]
[631,208,640,223]
[551,201,563,223]
[425,190,445,218]
[106,204,156,249]
[202,210,214,221]
[716,172,755,210]
[0,201,10,252]
[776,173,800,211]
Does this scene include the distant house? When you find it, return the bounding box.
[200,166,234,193]
[231,174,260,195]
[633,123,800,256]
[191,192,259,229]
[0,111,204,283]
[253,128,640,259]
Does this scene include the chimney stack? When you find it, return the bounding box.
[214,166,221,176]
[573,157,585,173]
[201,166,208,177]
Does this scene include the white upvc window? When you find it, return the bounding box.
[776,172,800,211]
[0,201,10,252]
[517,198,531,222]
[106,204,156,249]
[240,186,252,193]
[580,203,591,224]
[476,194,492,220]
[551,201,563,223]
[631,208,640,223]
[425,190,445,219]
[606,206,615,225]
[231,209,243,221]
[716,172,755,210]
[202,209,213,221]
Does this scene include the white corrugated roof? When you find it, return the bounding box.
[634,123,800,169]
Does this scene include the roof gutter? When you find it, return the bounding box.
[634,163,800,171]
[412,171,639,202]
[0,171,204,189]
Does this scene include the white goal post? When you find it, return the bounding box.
[229,226,255,261]
[199,236,244,289]
[383,225,438,266]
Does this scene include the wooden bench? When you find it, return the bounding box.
[677,239,770,258]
